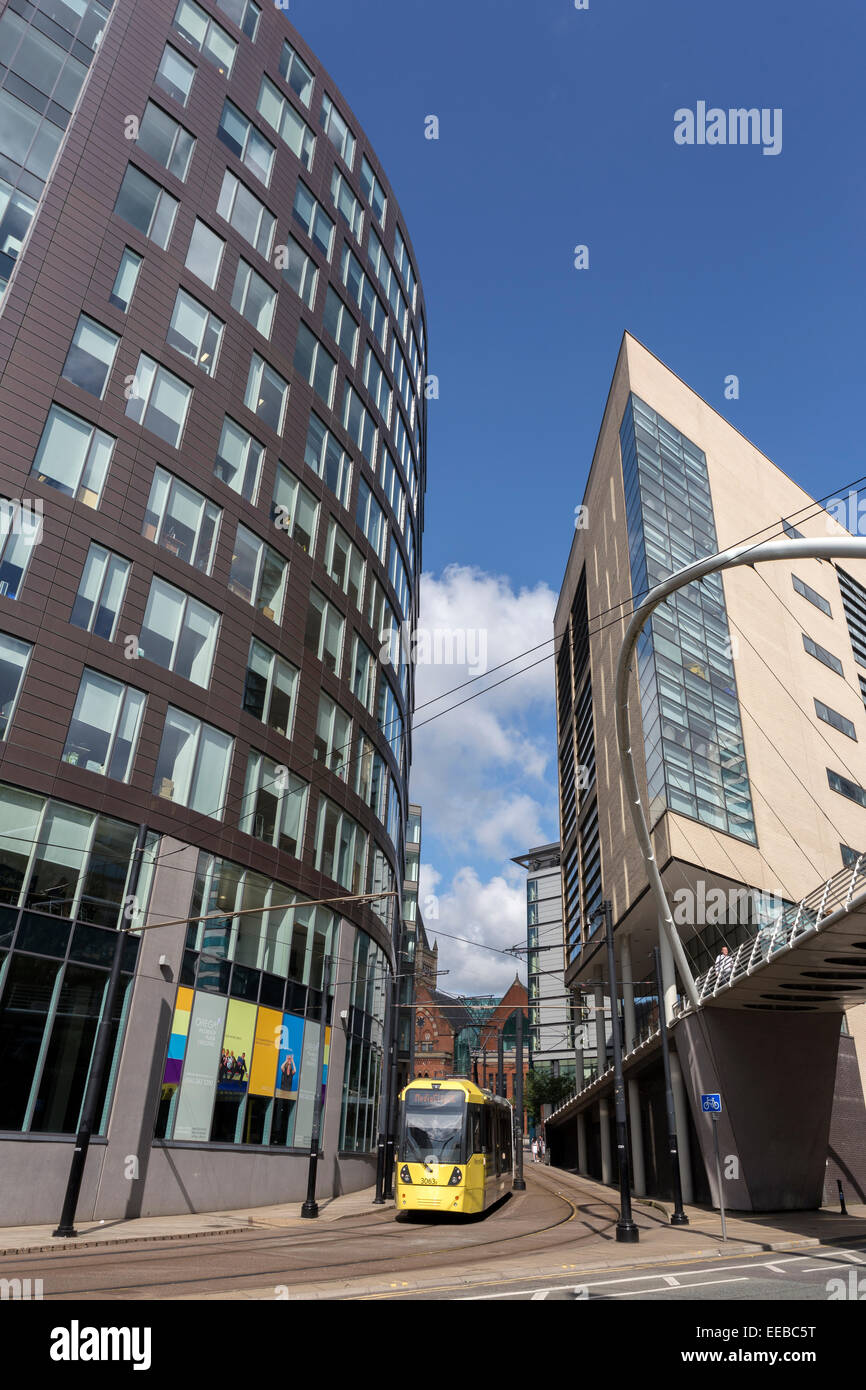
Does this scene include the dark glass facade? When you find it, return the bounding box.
[620,394,756,844]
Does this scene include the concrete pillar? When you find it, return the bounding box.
[621,934,636,1052]
[576,1110,588,1174]
[669,1050,694,1204]
[599,1095,612,1184]
[627,1077,646,1196]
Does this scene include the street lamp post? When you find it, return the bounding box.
[602,900,639,1243]
[513,1005,526,1191]
[653,945,689,1225]
[301,952,333,1219]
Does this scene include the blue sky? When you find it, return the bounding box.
[294,0,866,992]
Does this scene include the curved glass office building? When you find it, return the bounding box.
[0,0,426,1220]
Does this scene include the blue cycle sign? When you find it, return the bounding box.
[701,1093,722,1113]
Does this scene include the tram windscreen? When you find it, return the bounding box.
[401,1090,466,1164]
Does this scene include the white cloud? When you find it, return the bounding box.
[419,862,527,997]
[409,564,559,861]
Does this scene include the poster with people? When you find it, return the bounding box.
[275,1011,304,1100]
[218,999,256,1096]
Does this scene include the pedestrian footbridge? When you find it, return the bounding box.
[677,857,866,1016]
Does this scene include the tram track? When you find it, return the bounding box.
[0,1171,628,1300]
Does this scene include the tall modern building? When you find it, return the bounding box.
[548,333,866,1210]
[512,842,575,1083]
[0,0,427,1221]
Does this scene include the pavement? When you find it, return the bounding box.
[3,1165,865,1301]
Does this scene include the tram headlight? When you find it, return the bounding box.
[400,1165,412,1183]
[448,1167,463,1186]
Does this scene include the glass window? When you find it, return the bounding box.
[363,346,391,423]
[62,669,145,782]
[217,99,275,186]
[109,248,142,312]
[803,632,843,676]
[0,632,31,739]
[215,0,260,41]
[31,405,114,506]
[137,102,195,181]
[154,706,233,817]
[217,170,275,258]
[304,413,351,508]
[185,219,225,289]
[279,235,318,309]
[61,316,119,400]
[389,537,410,618]
[359,155,386,227]
[125,354,192,449]
[314,796,367,892]
[240,751,307,855]
[70,544,130,640]
[166,288,224,375]
[350,634,376,712]
[377,673,403,762]
[354,733,385,816]
[279,40,314,106]
[304,587,344,675]
[231,258,276,337]
[331,168,363,241]
[815,700,857,740]
[344,385,377,464]
[256,77,315,170]
[140,576,220,687]
[291,181,334,259]
[272,464,319,554]
[314,693,352,779]
[242,637,297,737]
[793,574,832,617]
[113,165,178,248]
[319,94,355,168]
[324,517,365,609]
[323,286,358,362]
[0,179,38,297]
[293,323,336,408]
[228,524,287,622]
[356,477,386,561]
[0,88,62,181]
[155,44,196,106]
[244,353,288,433]
[142,466,221,574]
[394,226,417,306]
[172,0,236,77]
[214,416,264,503]
[340,244,388,349]
[0,499,38,599]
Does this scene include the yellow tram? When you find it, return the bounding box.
[395,1078,514,1214]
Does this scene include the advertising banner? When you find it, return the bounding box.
[173,992,227,1141]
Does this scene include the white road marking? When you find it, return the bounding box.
[662,1275,680,1286]
[530,1290,548,1300]
[608,1278,750,1296]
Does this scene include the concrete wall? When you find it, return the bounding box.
[676,1009,842,1211]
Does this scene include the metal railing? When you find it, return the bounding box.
[680,855,866,1012]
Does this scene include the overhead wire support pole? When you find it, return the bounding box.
[614,535,866,1014]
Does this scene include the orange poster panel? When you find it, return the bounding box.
[249,1006,283,1096]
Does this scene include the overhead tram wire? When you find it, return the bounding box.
[122,474,866,861]
[8,473,866,876]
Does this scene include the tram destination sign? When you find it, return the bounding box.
[407,1090,465,1108]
